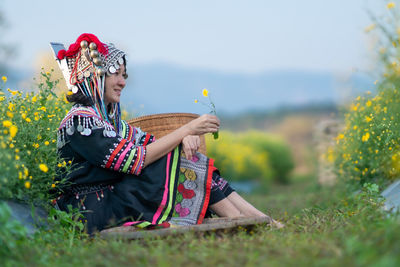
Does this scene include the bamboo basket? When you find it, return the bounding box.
[127,113,207,154]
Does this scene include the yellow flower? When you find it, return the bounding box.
[38,106,46,112]
[51,183,56,188]
[202,88,208,97]
[3,120,12,127]
[33,143,39,149]
[44,141,49,146]
[0,96,5,101]
[39,163,49,173]
[1,76,7,82]
[353,125,358,130]
[15,155,20,160]
[32,95,37,103]
[362,132,370,142]
[8,102,14,111]
[67,91,73,96]
[194,99,198,103]
[25,181,31,189]
[6,111,13,118]
[366,100,372,107]
[338,134,344,139]
[21,113,26,119]
[365,116,372,123]
[9,125,18,138]
[25,118,31,123]
[387,2,395,9]
[24,168,29,177]
[364,24,375,33]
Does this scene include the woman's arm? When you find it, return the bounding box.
[144,114,219,166]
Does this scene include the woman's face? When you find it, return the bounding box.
[104,64,127,105]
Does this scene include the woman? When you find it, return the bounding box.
[53,33,279,234]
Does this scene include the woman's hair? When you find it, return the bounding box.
[66,58,127,106]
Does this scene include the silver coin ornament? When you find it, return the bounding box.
[118,57,124,65]
[82,128,92,136]
[84,71,90,78]
[114,63,120,70]
[109,65,116,74]
[77,72,84,80]
[66,126,75,135]
[77,124,84,132]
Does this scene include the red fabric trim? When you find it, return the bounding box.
[197,158,216,224]
[105,139,127,169]
[142,134,151,146]
[57,33,108,60]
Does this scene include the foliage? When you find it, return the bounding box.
[0,70,71,204]
[3,176,400,267]
[206,130,294,184]
[334,1,400,187]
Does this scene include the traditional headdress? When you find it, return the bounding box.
[50,33,125,133]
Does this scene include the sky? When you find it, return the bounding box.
[1,0,384,74]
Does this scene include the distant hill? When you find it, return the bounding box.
[124,62,374,115]
[5,62,374,116]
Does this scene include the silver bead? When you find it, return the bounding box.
[96,68,106,76]
[80,40,88,49]
[89,42,97,50]
[93,58,102,66]
[90,50,99,58]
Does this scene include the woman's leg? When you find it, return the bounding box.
[209,198,243,217]
[226,192,267,217]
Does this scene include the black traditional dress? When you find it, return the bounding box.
[55,105,227,233]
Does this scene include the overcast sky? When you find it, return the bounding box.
[2,0,384,74]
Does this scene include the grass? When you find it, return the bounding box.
[3,173,400,267]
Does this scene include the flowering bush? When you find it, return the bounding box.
[206,130,294,184]
[0,70,71,204]
[334,1,400,186]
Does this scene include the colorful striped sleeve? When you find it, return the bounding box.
[67,120,148,176]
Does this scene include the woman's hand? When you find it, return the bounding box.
[186,114,220,136]
[182,135,200,160]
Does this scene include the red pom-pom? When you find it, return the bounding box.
[57,50,66,60]
[60,33,109,59]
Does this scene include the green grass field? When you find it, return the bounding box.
[3,174,400,267]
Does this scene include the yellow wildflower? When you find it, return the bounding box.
[353,125,358,130]
[1,76,7,82]
[194,99,198,103]
[39,163,49,173]
[366,100,372,107]
[202,88,208,97]
[9,125,18,138]
[362,132,370,142]
[3,120,12,127]
[387,2,395,9]
[365,116,372,123]
[24,168,29,177]
[338,134,344,139]
[32,95,37,103]
[15,155,20,160]
[21,113,26,119]
[364,24,375,33]
[25,181,31,189]
[8,102,14,111]
[67,91,73,96]
[44,141,49,146]
[25,118,31,123]
[38,106,46,112]
[6,111,13,118]
[51,184,56,188]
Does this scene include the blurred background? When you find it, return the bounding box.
[0,0,384,190]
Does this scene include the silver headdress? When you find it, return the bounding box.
[50,33,126,133]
